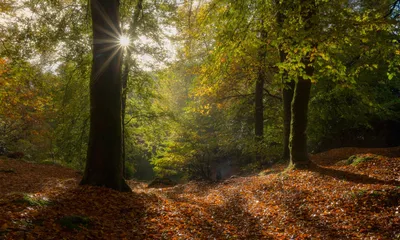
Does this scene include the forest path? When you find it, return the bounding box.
[0,147,399,239]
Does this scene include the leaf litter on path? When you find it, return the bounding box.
[0,147,399,239]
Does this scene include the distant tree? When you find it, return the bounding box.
[121,0,143,178]
[80,0,131,191]
[275,0,293,161]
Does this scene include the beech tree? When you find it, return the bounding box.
[0,0,398,182]
[288,0,317,168]
[80,0,131,191]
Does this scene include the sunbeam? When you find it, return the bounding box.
[93,45,122,82]
[90,0,132,82]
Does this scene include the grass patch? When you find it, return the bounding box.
[58,215,91,230]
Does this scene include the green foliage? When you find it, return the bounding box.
[308,60,400,151]
[51,58,91,168]
[125,161,136,180]
[0,0,399,179]
[0,0,91,166]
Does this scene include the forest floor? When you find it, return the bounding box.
[0,147,399,240]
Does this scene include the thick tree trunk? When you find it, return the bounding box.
[289,0,316,169]
[81,0,131,192]
[289,62,313,168]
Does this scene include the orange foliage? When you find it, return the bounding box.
[0,59,54,145]
[0,147,399,239]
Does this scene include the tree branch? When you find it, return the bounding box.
[216,93,254,102]
[263,88,282,101]
[384,0,400,18]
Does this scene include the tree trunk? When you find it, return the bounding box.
[254,72,265,162]
[121,50,130,179]
[289,0,316,169]
[122,0,142,178]
[281,52,294,161]
[81,0,131,192]
[254,27,267,162]
[275,0,294,160]
[289,63,313,168]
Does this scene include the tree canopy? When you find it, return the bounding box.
[1,0,400,238]
[0,0,399,182]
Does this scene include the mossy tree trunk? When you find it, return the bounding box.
[81,0,131,192]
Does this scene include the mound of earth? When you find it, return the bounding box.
[311,146,400,166]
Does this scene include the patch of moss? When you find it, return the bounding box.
[58,215,91,230]
[259,169,280,176]
[0,168,15,173]
[346,155,374,166]
[14,194,53,206]
[348,189,367,199]
[16,219,44,228]
[40,159,62,166]
[334,159,348,166]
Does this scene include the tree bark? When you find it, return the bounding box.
[275,0,294,160]
[254,26,267,162]
[81,0,131,192]
[122,0,143,178]
[289,62,313,168]
[281,52,294,161]
[254,70,265,162]
[289,0,316,168]
[121,50,130,179]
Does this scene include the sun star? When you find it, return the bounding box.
[119,35,130,47]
